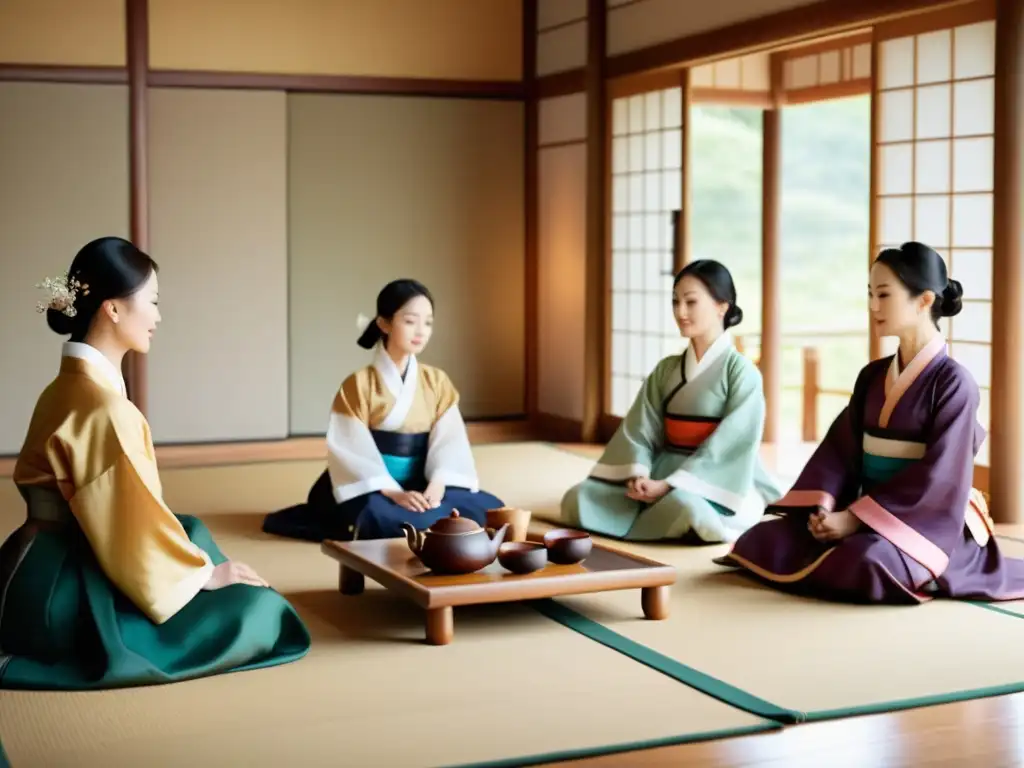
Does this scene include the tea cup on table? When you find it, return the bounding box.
[542,528,593,565]
[486,507,532,543]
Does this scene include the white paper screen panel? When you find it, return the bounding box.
[690,53,770,92]
[782,40,872,100]
[874,20,995,464]
[609,86,685,418]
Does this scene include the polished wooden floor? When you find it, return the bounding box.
[544,695,1024,766]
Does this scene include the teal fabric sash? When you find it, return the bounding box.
[381,454,425,485]
[861,431,924,487]
[371,430,429,487]
[862,453,915,484]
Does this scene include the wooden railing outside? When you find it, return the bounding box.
[734,329,865,442]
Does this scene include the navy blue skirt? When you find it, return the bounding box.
[261,430,503,541]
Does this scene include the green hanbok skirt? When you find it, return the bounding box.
[0,514,311,690]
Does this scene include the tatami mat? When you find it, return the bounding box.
[543,531,1024,722]
[0,443,773,767]
[467,445,1024,722]
[968,535,1024,619]
[7,441,1024,764]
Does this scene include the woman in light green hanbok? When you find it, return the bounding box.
[561,260,782,543]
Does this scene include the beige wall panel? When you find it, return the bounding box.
[0,83,129,455]
[537,20,588,76]
[539,93,588,145]
[537,144,587,421]
[287,94,525,434]
[147,88,289,444]
[150,0,521,81]
[608,0,822,56]
[0,0,124,66]
[538,0,587,31]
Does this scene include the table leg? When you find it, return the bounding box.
[642,585,670,620]
[339,565,364,595]
[425,607,454,645]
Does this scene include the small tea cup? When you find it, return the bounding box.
[498,541,548,574]
[542,529,593,565]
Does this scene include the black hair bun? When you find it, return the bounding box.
[724,304,743,329]
[357,318,383,349]
[46,308,76,336]
[940,279,963,317]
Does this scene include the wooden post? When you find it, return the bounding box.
[125,0,149,416]
[677,68,691,273]
[990,0,1024,523]
[802,346,819,443]
[582,0,607,443]
[868,38,883,362]
[523,0,539,425]
[760,107,782,443]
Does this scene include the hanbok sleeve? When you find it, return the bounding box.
[847,364,982,579]
[424,370,479,491]
[326,374,402,503]
[661,355,769,512]
[590,356,676,482]
[768,363,873,515]
[67,406,214,625]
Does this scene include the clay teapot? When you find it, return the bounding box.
[401,510,508,575]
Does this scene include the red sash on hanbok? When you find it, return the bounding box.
[663,414,720,453]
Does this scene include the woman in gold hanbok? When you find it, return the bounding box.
[0,237,310,690]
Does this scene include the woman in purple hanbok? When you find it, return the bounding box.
[716,241,1024,604]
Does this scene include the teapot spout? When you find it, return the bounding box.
[400,522,423,554]
[488,522,509,555]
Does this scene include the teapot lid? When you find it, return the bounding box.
[428,509,481,534]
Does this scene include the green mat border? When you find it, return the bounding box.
[531,598,802,723]
[805,532,1024,721]
[0,726,790,768]
[972,600,1024,620]
[801,679,1024,721]
[438,593,783,768]
[440,722,778,768]
[964,535,1024,621]
[533,595,1024,726]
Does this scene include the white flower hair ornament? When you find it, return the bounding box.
[35,272,89,318]
[356,312,373,332]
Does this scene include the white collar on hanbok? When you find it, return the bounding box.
[684,331,733,383]
[372,346,421,432]
[62,341,127,396]
[372,345,418,398]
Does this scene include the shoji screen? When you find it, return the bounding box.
[608,83,686,418]
[874,10,996,465]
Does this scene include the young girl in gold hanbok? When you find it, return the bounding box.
[0,237,310,690]
[262,279,504,541]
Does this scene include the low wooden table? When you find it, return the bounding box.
[320,536,677,645]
